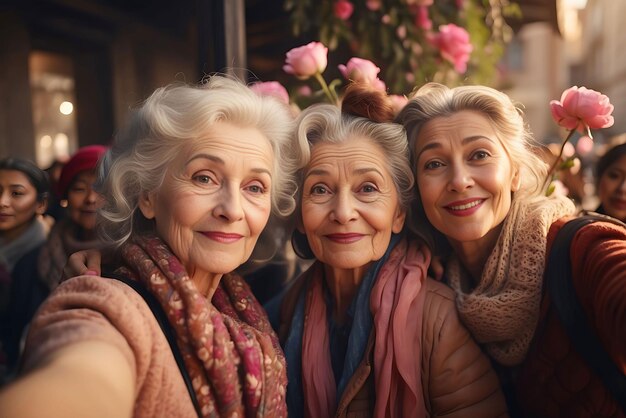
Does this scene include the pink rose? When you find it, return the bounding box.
[406,0,434,5]
[334,0,354,20]
[549,86,614,134]
[431,24,473,73]
[415,6,432,30]
[338,57,380,84]
[250,81,290,105]
[283,42,328,80]
[366,0,381,11]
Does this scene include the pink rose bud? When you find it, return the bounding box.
[334,0,354,20]
[549,86,614,136]
[250,81,290,105]
[431,24,473,73]
[283,42,329,80]
[338,57,381,85]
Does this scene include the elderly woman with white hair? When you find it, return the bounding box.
[0,76,301,418]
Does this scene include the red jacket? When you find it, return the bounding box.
[515,217,626,417]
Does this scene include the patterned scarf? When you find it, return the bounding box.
[288,237,429,418]
[446,195,575,366]
[117,234,287,418]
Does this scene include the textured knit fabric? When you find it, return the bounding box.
[515,217,626,418]
[445,195,575,366]
[278,243,508,418]
[37,218,101,290]
[0,217,48,273]
[22,234,288,418]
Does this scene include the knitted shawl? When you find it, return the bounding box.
[446,195,575,366]
[117,234,287,417]
[0,217,48,273]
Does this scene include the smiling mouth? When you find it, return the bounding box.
[325,233,364,243]
[446,199,483,211]
[201,231,244,243]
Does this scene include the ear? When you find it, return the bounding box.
[35,197,48,215]
[392,207,406,234]
[511,167,521,192]
[138,191,156,219]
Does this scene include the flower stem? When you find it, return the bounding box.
[314,72,338,105]
[543,128,576,193]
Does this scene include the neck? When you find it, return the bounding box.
[449,223,503,289]
[190,271,224,300]
[1,217,36,244]
[323,263,371,325]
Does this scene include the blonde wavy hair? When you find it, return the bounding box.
[396,83,549,250]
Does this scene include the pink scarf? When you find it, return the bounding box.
[118,234,287,417]
[301,239,429,418]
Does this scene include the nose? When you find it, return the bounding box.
[329,190,358,224]
[618,178,626,193]
[213,185,244,222]
[447,163,474,192]
[0,191,8,207]
[84,188,99,205]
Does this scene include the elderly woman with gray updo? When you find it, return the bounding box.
[0,76,302,418]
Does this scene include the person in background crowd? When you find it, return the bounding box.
[0,158,49,377]
[1,145,107,374]
[594,142,626,222]
[396,83,626,417]
[0,75,301,417]
[273,84,507,417]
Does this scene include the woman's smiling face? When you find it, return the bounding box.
[138,121,275,278]
[300,136,405,270]
[414,110,520,248]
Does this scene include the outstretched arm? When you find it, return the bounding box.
[0,340,135,418]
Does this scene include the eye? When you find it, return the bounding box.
[192,173,215,185]
[246,182,267,194]
[470,150,490,160]
[11,191,24,197]
[359,183,378,193]
[310,184,329,195]
[424,160,444,170]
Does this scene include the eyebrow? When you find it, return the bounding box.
[186,153,272,176]
[305,167,384,178]
[416,135,494,159]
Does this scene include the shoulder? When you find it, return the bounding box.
[23,275,161,374]
[422,278,457,317]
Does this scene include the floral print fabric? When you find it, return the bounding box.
[118,234,287,417]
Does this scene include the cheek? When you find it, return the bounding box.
[248,204,272,237]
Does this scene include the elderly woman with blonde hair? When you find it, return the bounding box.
[397,83,626,417]
[0,76,301,418]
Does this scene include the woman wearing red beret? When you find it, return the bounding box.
[2,145,107,375]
